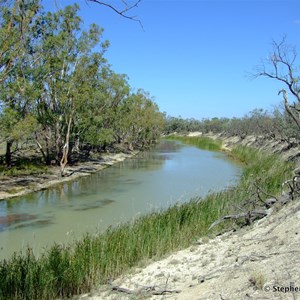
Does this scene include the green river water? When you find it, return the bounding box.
[0,140,242,259]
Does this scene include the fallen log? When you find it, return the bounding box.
[152,289,181,295]
[209,210,268,230]
[112,286,135,294]
[111,285,181,296]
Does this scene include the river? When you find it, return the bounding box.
[0,140,242,259]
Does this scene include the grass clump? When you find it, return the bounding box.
[0,137,293,299]
[165,135,222,151]
[249,272,266,290]
[0,157,48,177]
[231,145,292,193]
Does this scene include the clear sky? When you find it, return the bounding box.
[44,0,300,120]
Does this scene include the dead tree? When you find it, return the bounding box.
[209,175,300,230]
[253,36,300,132]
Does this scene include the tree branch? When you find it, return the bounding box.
[111,285,181,296]
[87,0,143,28]
[279,89,300,130]
[209,210,268,230]
[252,37,300,132]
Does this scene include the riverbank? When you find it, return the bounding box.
[0,151,139,200]
[77,134,300,300]
[201,132,300,168]
[0,135,293,300]
[85,191,300,300]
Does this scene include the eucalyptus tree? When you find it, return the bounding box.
[69,58,115,153]
[0,0,40,83]
[271,105,300,142]
[32,4,108,175]
[0,0,164,172]
[0,0,41,166]
[118,90,164,150]
[0,108,36,166]
[98,70,130,147]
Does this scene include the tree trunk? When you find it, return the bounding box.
[55,120,62,165]
[73,134,80,153]
[5,141,12,168]
[60,116,72,177]
[36,138,51,166]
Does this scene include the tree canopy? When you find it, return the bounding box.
[0,0,163,175]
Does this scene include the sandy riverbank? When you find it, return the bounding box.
[0,151,139,201]
[81,196,300,300]
[76,133,300,300]
[205,132,300,165]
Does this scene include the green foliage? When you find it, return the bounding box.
[164,106,300,142]
[0,138,292,299]
[0,108,37,142]
[0,2,164,171]
[115,90,164,149]
[0,0,41,83]
[231,145,292,192]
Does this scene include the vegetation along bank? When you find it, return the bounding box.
[1,1,300,299]
[0,136,294,300]
[0,1,164,180]
[0,1,163,200]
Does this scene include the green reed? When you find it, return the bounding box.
[0,137,293,299]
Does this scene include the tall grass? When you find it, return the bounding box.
[166,135,222,151]
[0,138,293,299]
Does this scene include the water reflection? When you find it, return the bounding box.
[0,140,241,259]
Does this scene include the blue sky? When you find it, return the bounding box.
[45,0,300,119]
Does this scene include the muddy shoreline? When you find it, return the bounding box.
[0,151,139,201]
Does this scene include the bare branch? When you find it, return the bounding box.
[87,0,143,28]
[252,36,300,132]
[252,181,279,202]
[209,210,268,230]
[111,285,181,296]
[279,89,300,130]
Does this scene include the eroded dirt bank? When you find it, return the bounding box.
[81,197,300,300]
[205,132,300,168]
[0,151,138,201]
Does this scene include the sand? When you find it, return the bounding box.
[79,198,300,300]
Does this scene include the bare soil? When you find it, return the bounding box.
[0,151,138,200]
[81,197,300,300]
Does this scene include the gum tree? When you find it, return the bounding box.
[0,0,40,166]
[33,4,109,175]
